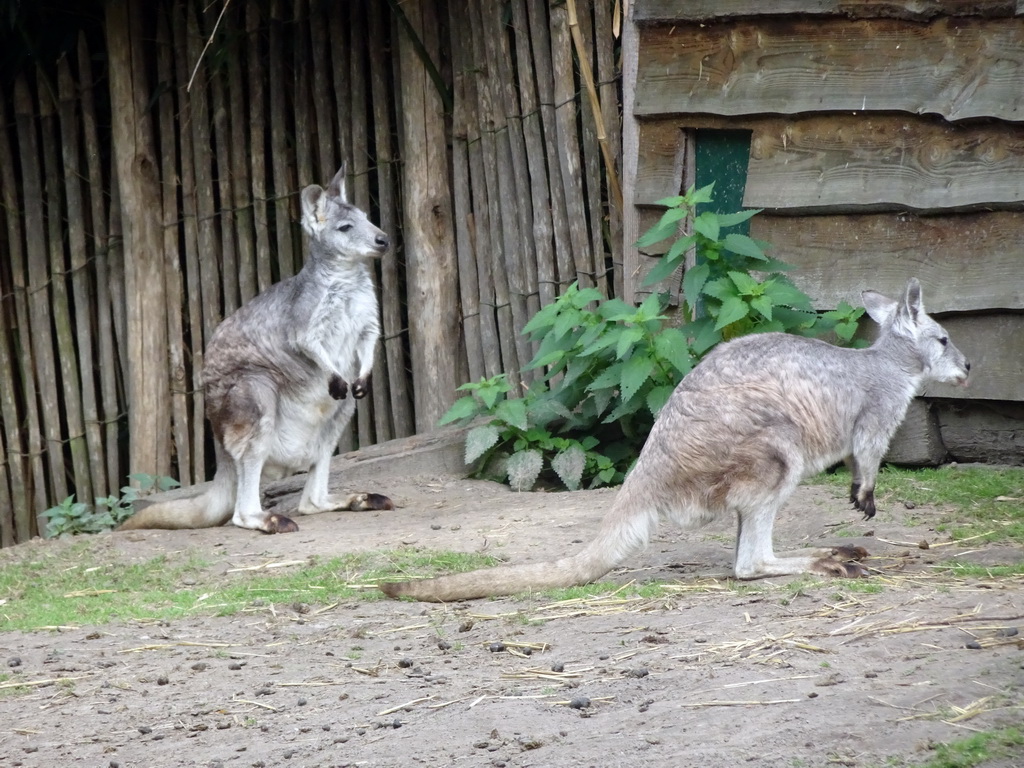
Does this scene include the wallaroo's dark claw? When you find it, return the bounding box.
[264,514,300,534]
[328,375,349,400]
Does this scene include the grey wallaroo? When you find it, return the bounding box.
[119,166,393,534]
[381,278,970,601]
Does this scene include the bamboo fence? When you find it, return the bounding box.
[0,0,623,545]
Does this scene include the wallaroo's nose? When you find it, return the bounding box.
[375,233,390,249]
[965,360,971,373]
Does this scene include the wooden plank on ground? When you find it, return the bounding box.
[750,212,1024,313]
[634,17,1024,121]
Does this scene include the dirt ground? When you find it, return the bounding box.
[1,466,1023,768]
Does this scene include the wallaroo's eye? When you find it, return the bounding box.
[938,336,949,346]
[338,224,353,233]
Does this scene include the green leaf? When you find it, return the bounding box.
[636,206,687,248]
[551,443,586,491]
[507,449,543,491]
[654,328,693,376]
[681,262,711,310]
[494,398,528,431]
[693,211,720,242]
[714,297,751,330]
[715,208,761,228]
[750,295,774,321]
[835,319,859,341]
[662,232,697,264]
[439,396,481,425]
[587,360,626,393]
[702,276,738,302]
[615,326,645,360]
[653,195,686,208]
[688,317,723,355]
[764,278,814,311]
[728,270,762,296]
[620,355,655,403]
[465,425,501,464]
[722,233,767,260]
[646,384,676,417]
[641,252,684,287]
[569,286,606,309]
[688,182,715,205]
[596,298,637,321]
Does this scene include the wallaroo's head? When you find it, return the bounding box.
[300,164,390,260]
[861,278,970,387]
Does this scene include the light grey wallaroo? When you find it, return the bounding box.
[119,165,393,534]
[381,278,970,601]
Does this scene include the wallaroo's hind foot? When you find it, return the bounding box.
[810,545,870,578]
[263,513,299,534]
[350,492,394,511]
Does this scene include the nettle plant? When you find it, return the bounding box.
[42,473,180,537]
[441,183,864,491]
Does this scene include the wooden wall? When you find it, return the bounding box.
[622,0,1024,464]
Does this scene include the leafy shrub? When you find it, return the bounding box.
[441,184,863,491]
[42,473,180,537]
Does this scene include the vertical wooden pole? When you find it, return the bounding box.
[105,0,172,478]
[396,0,460,431]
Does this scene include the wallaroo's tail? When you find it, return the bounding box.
[379,493,657,602]
[116,479,234,531]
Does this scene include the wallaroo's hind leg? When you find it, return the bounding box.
[295,447,394,515]
[214,385,298,534]
[294,405,394,516]
[733,495,868,580]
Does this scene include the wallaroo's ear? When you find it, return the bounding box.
[327,165,348,203]
[300,184,327,233]
[861,289,898,326]
[899,277,923,321]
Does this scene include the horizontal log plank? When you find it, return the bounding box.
[634,17,1024,121]
[633,0,1022,22]
[751,212,1024,312]
[923,314,1024,402]
[635,114,1024,211]
[744,115,1024,210]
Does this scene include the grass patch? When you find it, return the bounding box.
[0,546,496,631]
[918,726,1024,768]
[538,580,682,602]
[809,466,1024,545]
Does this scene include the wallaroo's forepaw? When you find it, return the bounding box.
[351,492,395,511]
[263,514,300,533]
[328,375,349,400]
[351,376,371,399]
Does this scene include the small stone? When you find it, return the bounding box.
[550,662,565,673]
[321,724,331,731]
[625,668,649,678]
[7,657,21,668]
[1000,627,1018,637]
[138,726,152,735]
[568,696,591,710]
[903,500,916,510]
[397,658,414,668]
[297,698,307,706]
[488,642,505,653]
[157,675,169,685]
[191,663,208,671]
[965,641,983,650]
[430,524,442,530]
[228,662,243,671]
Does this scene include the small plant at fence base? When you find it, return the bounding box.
[441,184,864,491]
[42,473,180,538]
